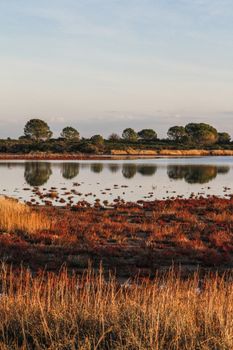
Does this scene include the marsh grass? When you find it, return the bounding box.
[0,197,233,349]
[0,197,53,234]
[0,265,233,349]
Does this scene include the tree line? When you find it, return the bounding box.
[0,118,231,154]
[19,119,231,146]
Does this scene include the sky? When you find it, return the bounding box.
[0,0,233,138]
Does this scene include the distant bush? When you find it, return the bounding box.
[78,142,99,154]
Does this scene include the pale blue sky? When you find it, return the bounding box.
[0,0,233,138]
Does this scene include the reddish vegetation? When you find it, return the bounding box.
[1,196,233,278]
[0,153,152,160]
[0,153,112,160]
[1,150,233,160]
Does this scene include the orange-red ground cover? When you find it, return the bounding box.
[0,196,232,277]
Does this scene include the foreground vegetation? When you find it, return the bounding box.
[0,197,233,348]
[0,196,233,276]
[0,265,233,349]
[0,197,52,234]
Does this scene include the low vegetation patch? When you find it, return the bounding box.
[0,197,53,234]
[0,196,233,275]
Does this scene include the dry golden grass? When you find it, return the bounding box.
[0,197,53,234]
[0,265,233,349]
[111,149,233,156]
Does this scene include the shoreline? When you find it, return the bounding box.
[0,149,233,160]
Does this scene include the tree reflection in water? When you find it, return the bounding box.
[167,165,230,184]
[22,161,230,188]
[122,164,137,179]
[90,163,104,173]
[24,162,52,186]
[137,165,157,176]
[122,164,157,178]
[217,166,230,174]
[108,164,120,173]
[62,163,80,179]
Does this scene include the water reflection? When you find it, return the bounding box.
[62,163,79,179]
[122,164,137,179]
[137,165,157,176]
[217,167,230,174]
[121,164,157,178]
[167,165,230,184]
[24,162,52,186]
[90,163,104,173]
[0,161,230,189]
[108,164,120,173]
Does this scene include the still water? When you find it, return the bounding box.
[0,157,232,205]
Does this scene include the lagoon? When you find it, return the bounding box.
[0,156,232,205]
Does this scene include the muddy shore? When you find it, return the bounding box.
[0,149,233,160]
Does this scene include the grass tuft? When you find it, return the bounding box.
[0,197,53,234]
[0,265,232,349]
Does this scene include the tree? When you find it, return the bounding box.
[90,135,104,146]
[138,129,157,141]
[185,123,218,145]
[218,132,231,144]
[108,133,121,141]
[61,127,80,141]
[24,119,52,141]
[167,126,187,142]
[122,128,138,142]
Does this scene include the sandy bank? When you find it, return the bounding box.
[111,148,233,156]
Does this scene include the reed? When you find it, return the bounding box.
[0,197,53,234]
[0,265,232,349]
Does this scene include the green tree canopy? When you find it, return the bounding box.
[185,123,218,145]
[138,129,157,141]
[90,134,104,145]
[24,119,52,141]
[122,128,138,142]
[218,132,231,144]
[61,127,80,140]
[108,133,121,141]
[167,126,187,142]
